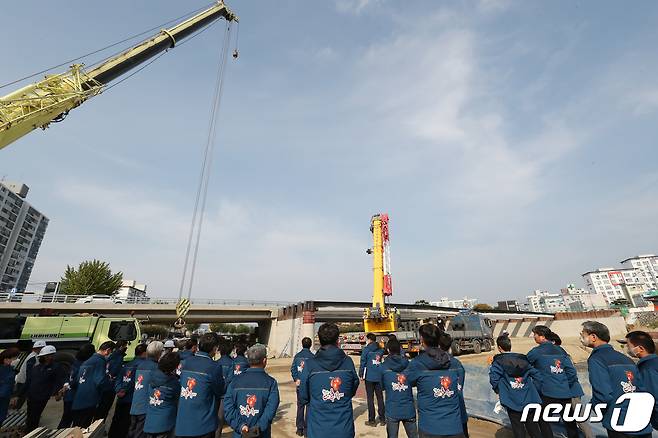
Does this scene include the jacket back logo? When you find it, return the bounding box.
[391,373,408,392]
[297,360,305,373]
[433,375,454,398]
[372,355,381,365]
[239,394,260,417]
[181,377,198,399]
[322,377,345,402]
[550,359,564,374]
[135,374,144,390]
[123,370,133,383]
[234,364,243,375]
[149,388,163,406]
[620,370,636,393]
[79,369,87,384]
[510,377,525,389]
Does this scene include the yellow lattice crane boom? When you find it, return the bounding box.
[364,213,398,333]
[0,1,238,150]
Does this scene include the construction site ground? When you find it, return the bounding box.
[32,337,616,437]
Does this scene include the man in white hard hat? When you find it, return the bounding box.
[21,345,67,432]
[14,340,46,408]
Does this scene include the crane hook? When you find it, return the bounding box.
[232,49,239,59]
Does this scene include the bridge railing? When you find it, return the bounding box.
[0,292,292,307]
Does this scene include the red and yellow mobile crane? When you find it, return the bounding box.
[0,1,238,150]
[364,213,398,333]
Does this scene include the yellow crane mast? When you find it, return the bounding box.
[0,1,238,150]
[364,213,398,333]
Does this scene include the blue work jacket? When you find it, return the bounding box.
[224,368,280,438]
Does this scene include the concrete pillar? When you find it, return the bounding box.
[301,310,315,347]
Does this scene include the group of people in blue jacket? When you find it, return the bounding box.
[291,321,658,438]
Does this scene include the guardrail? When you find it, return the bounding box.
[0,292,293,307]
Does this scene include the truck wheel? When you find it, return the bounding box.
[451,341,461,356]
[473,340,481,354]
[483,340,492,352]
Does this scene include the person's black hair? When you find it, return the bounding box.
[582,321,611,343]
[366,333,376,342]
[496,334,512,352]
[301,337,312,349]
[99,341,116,352]
[318,323,340,346]
[134,344,148,357]
[626,331,656,354]
[438,332,453,352]
[158,352,181,374]
[387,334,398,340]
[387,339,401,355]
[235,342,248,356]
[185,338,198,351]
[115,340,128,349]
[219,340,233,356]
[77,343,96,362]
[199,333,218,354]
[531,325,552,338]
[546,331,562,346]
[418,323,440,347]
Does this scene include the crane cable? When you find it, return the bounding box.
[0,2,215,90]
[178,21,234,301]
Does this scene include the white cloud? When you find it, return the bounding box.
[334,0,380,15]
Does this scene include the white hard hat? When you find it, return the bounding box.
[164,340,175,348]
[38,345,56,357]
[33,340,47,348]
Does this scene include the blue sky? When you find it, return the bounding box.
[3,0,658,304]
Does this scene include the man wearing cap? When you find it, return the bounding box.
[623,331,658,431]
[14,340,46,408]
[175,333,225,438]
[224,344,279,438]
[72,341,116,428]
[22,345,67,432]
[164,340,176,355]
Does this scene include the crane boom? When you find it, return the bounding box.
[364,213,398,334]
[0,1,238,151]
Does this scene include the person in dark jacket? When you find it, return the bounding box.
[0,348,19,425]
[489,334,543,438]
[363,336,386,427]
[143,352,181,438]
[14,340,45,409]
[299,322,360,438]
[108,343,147,438]
[224,344,280,438]
[582,321,653,438]
[380,338,417,438]
[96,340,128,421]
[405,324,464,438]
[438,333,468,437]
[22,345,67,432]
[623,330,658,431]
[129,341,164,438]
[175,333,225,438]
[72,340,115,428]
[527,325,581,438]
[290,337,314,436]
[179,338,198,361]
[229,343,249,384]
[59,343,95,428]
[217,339,234,437]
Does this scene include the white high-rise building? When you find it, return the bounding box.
[0,182,49,293]
[582,268,646,304]
[430,296,478,309]
[621,255,658,291]
[525,290,566,313]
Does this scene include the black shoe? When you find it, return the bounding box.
[365,420,377,427]
[295,430,304,436]
[379,420,386,426]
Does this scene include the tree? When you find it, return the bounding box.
[414,300,430,305]
[59,260,123,296]
[473,303,493,311]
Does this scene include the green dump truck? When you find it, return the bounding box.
[0,315,141,363]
